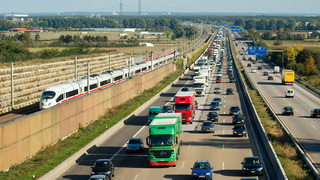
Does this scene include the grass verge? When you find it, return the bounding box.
[230,35,315,179]
[0,65,183,180]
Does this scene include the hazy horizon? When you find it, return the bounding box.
[1,0,320,15]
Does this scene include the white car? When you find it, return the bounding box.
[285,89,294,98]
[251,69,257,73]
[214,87,221,94]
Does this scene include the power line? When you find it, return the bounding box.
[138,0,142,15]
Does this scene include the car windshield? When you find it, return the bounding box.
[244,158,261,164]
[203,122,213,126]
[194,83,205,88]
[175,104,192,110]
[42,91,56,100]
[231,107,239,111]
[149,135,174,146]
[94,161,109,167]
[208,112,216,116]
[128,139,142,144]
[163,106,171,110]
[227,89,233,92]
[234,125,245,129]
[213,98,221,102]
[211,102,219,105]
[234,114,243,119]
[149,111,159,116]
[194,163,210,170]
[215,88,220,90]
[284,107,292,110]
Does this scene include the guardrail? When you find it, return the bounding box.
[241,51,320,179]
[229,32,288,180]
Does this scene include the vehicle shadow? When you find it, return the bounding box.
[213,134,235,138]
[160,92,177,97]
[62,175,91,180]
[163,174,191,180]
[214,169,243,177]
[123,115,148,126]
[273,96,284,98]
[257,82,283,86]
[298,115,311,119]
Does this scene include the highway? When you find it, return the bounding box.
[52,32,278,180]
[233,37,320,173]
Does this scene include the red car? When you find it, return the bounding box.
[216,79,222,83]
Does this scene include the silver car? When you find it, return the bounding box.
[201,121,215,133]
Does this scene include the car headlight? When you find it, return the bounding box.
[243,131,246,133]
[193,173,198,175]
[206,173,211,175]
[91,171,95,175]
[105,171,111,175]
[150,159,155,163]
[170,158,175,162]
[257,167,263,171]
[242,167,248,170]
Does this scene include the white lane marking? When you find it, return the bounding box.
[111,124,147,160]
[223,119,225,123]
[224,105,226,108]
[223,144,225,150]
[311,124,317,130]
[188,144,191,149]
[222,162,225,170]
[133,174,139,180]
[223,111,225,114]
[181,161,185,169]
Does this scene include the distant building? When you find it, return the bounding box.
[8,28,43,33]
[44,27,54,32]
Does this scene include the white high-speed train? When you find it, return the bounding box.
[40,53,177,109]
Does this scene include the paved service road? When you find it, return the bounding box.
[234,38,320,173]
[57,34,268,180]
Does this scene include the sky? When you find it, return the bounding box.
[1,0,320,15]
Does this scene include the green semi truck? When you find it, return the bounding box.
[148,106,162,123]
[146,113,182,167]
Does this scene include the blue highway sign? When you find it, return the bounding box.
[248,46,267,55]
[220,23,227,26]
[231,29,243,33]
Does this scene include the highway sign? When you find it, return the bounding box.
[231,29,243,33]
[248,46,267,55]
[229,25,238,28]
[220,23,227,26]
[199,20,203,23]
[215,35,219,39]
[209,22,213,24]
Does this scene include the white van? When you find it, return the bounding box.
[285,89,294,98]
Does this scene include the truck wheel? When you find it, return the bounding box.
[190,121,193,124]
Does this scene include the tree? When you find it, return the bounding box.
[261,31,273,40]
[173,26,185,38]
[171,34,176,41]
[304,56,317,75]
[165,30,171,38]
[35,34,40,41]
[296,49,312,63]
[296,44,303,54]
[286,47,297,68]
[17,33,31,43]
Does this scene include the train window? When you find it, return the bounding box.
[42,91,56,100]
[84,86,88,92]
[90,84,98,90]
[100,79,111,86]
[142,67,147,71]
[135,70,141,74]
[66,90,78,98]
[56,94,63,102]
[114,75,123,81]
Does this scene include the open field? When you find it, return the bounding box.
[265,40,320,48]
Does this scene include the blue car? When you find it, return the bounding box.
[210,101,220,110]
[191,160,213,180]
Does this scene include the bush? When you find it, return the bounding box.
[39,49,60,58]
[274,40,283,46]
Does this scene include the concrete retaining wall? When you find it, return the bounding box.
[0,63,174,171]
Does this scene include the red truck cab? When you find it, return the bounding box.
[174,91,196,124]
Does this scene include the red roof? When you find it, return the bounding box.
[9,28,27,31]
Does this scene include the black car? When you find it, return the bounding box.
[229,77,236,83]
[233,124,247,137]
[207,111,219,122]
[162,105,173,113]
[257,66,262,70]
[263,71,269,76]
[247,63,251,67]
[229,106,240,115]
[282,106,294,116]
[241,157,264,176]
[191,74,196,79]
[232,113,245,124]
[226,88,234,95]
[181,87,189,92]
[195,101,198,109]
[268,75,273,80]
[310,108,320,118]
[91,159,115,179]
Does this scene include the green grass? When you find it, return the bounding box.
[230,35,315,180]
[0,67,183,180]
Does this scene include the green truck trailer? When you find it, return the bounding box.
[146,113,182,166]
